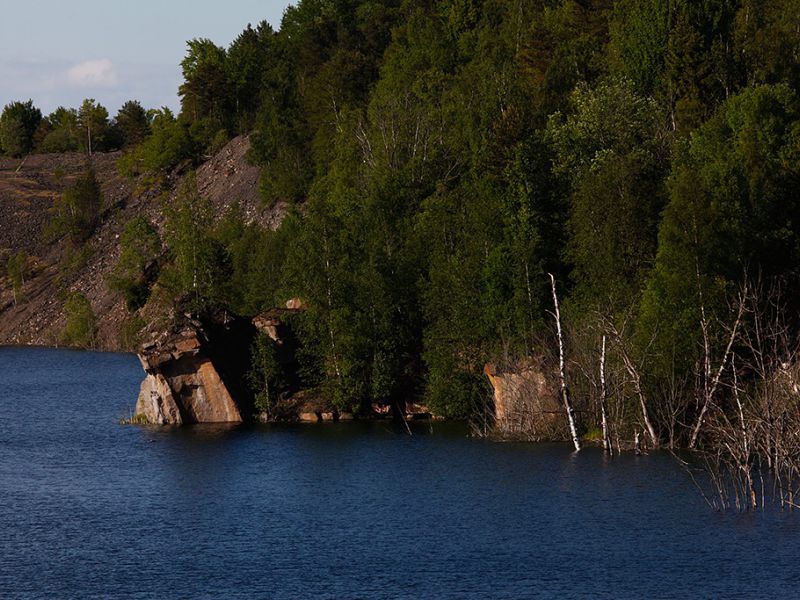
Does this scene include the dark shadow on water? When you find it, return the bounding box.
[241,418,468,439]
[136,419,470,446]
[139,422,247,443]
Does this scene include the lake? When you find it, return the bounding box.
[1,347,799,599]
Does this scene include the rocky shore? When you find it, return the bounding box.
[133,307,439,426]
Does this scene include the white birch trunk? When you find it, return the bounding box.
[606,320,659,449]
[688,289,746,449]
[599,335,612,454]
[549,273,581,452]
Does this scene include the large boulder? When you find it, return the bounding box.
[484,359,563,439]
[134,318,247,425]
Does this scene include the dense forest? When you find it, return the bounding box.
[4,0,800,475]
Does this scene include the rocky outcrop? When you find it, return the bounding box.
[135,318,247,425]
[261,390,436,424]
[266,389,347,423]
[136,372,183,425]
[252,305,301,345]
[134,304,442,426]
[484,359,563,439]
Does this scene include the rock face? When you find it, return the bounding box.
[135,319,246,425]
[484,360,563,439]
[252,307,299,345]
[134,306,443,426]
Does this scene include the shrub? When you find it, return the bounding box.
[61,291,97,348]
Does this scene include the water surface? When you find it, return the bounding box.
[1,347,799,599]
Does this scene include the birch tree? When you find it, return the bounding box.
[549,273,580,452]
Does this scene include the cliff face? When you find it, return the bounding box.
[484,360,564,440]
[136,320,246,425]
[0,136,284,351]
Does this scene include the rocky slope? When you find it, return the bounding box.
[0,136,285,351]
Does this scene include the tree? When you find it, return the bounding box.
[62,291,97,348]
[108,217,161,311]
[51,168,103,243]
[113,100,151,148]
[39,107,79,153]
[640,84,800,379]
[248,332,285,417]
[0,100,42,157]
[77,99,110,155]
[117,108,195,177]
[226,22,277,132]
[548,77,669,311]
[179,38,230,146]
[609,0,671,95]
[6,250,29,306]
[734,0,800,90]
[162,173,227,312]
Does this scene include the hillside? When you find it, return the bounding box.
[0,136,284,350]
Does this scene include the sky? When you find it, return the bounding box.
[0,0,293,115]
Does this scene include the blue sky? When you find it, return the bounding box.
[0,0,293,115]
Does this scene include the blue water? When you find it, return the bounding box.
[1,347,799,599]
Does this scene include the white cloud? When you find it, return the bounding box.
[66,59,117,87]
[0,58,179,114]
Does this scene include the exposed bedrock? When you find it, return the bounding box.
[135,315,255,425]
[484,359,563,439]
[134,301,440,426]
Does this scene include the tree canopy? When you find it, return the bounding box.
[6,0,800,433]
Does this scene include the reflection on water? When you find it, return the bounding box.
[1,347,799,599]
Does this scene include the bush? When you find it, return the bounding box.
[48,168,103,243]
[61,291,97,348]
[6,250,28,305]
[117,108,196,178]
[118,315,146,351]
[107,217,161,311]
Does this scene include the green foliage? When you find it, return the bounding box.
[61,291,97,348]
[548,77,669,310]
[248,332,285,417]
[213,205,295,315]
[609,0,671,95]
[113,101,151,148]
[108,217,161,311]
[734,0,800,89]
[77,99,111,154]
[104,0,800,425]
[118,315,147,351]
[640,83,800,375]
[49,168,103,243]
[6,250,29,304]
[161,174,227,312]
[0,100,42,157]
[117,108,195,177]
[39,107,80,153]
[180,39,229,127]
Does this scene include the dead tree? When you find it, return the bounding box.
[549,274,581,452]
[688,284,747,449]
[689,279,800,511]
[605,318,659,449]
[599,335,612,454]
